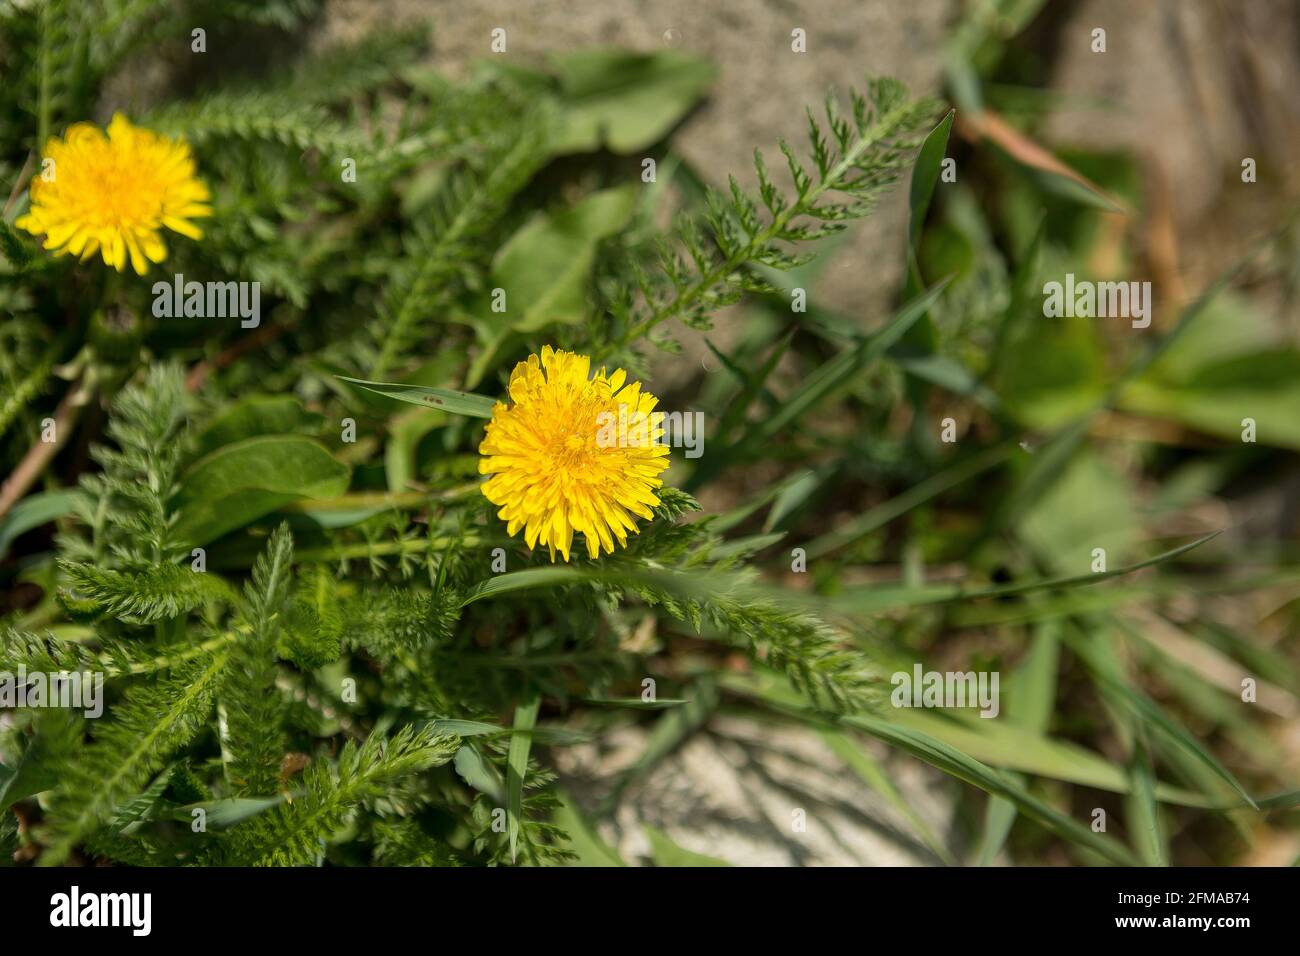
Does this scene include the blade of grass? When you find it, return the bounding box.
[553,791,625,866]
[506,695,540,863]
[1126,731,1168,866]
[844,713,1140,865]
[598,678,718,817]
[1066,625,1258,810]
[975,618,1059,865]
[820,728,956,865]
[805,441,1013,558]
[741,280,950,447]
[834,531,1221,613]
[336,375,496,418]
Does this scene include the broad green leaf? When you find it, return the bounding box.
[1128,289,1280,384]
[189,395,324,461]
[0,710,79,810]
[550,50,716,154]
[476,186,637,335]
[1018,450,1137,575]
[0,488,77,561]
[1122,350,1300,450]
[172,436,350,546]
[996,314,1107,429]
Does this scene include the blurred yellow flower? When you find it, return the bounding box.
[16,114,210,275]
[479,346,671,561]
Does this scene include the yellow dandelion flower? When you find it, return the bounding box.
[16,113,211,275]
[479,346,672,561]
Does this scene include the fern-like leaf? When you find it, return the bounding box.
[217,725,459,866]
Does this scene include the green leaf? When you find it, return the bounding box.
[805,442,1012,558]
[1018,450,1137,575]
[820,729,956,865]
[429,719,506,737]
[0,218,36,270]
[0,489,77,561]
[337,376,497,419]
[975,619,1060,865]
[743,280,950,446]
[1086,665,1258,816]
[554,791,625,867]
[1122,349,1300,450]
[644,825,731,867]
[453,745,505,804]
[189,395,325,461]
[549,50,717,154]
[506,696,540,864]
[578,697,688,710]
[222,726,459,866]
[763,468,828,532]
[898,109,954,355]
[477,185,638,335]
[886,709,1204,807]
[460,567,590,605]
[1127,733,1168,866]
[908,110,955,253]
[834,532,1221,613]
[109,767,175,835]
[172,795,287,829]
[1069,632,1258,810]
[996,315,1107,430]
[40,653,230,866]
[0,709,79,810]
[846,714,1139,865]
[172,436,351,546]
[58,561,237,623]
